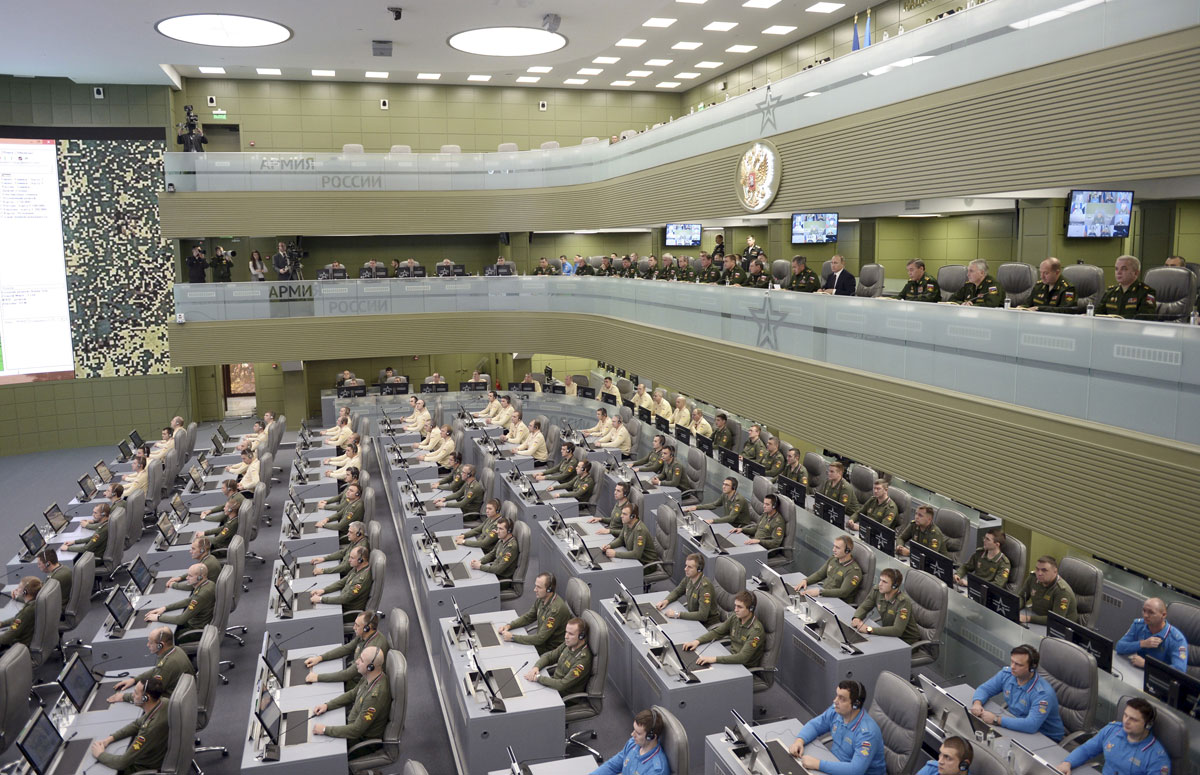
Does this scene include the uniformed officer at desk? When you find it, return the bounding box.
[794,535,864,601]
[788,680,887,775]
[315,521,368,577]
[524,616,592,697]
[34,548,72,608]
[954,528,1012,588]
[470,515,519,581]
[649,445,689,490]
[90,677,171,773]
[851,568,921,644]
[684,476,751,528]
[681,590,765,667]
[847,479,898,533]
[548,459,596,504]
[108,627,194,703]
[311,545,372,610]
[312,646,391,758]
[819,461,858,513]
[1057,698,1171,775]
[741,423,767,463]
[1018,555,1079,625]
[455,499,501,551]
[589,482,631,536]
[433,464,483,514]
[306,611,389,689]
[656,553,721,626]
[916,736,974,775]
[895,505,946,558]
[500,572,570,654]
[785,255,820,293]
[1096,255,1157,319]
[591,709,671,775]
[631,434,665,473]
[64,502,110,556]
[0,576,41,652]
[947,259,1006,307]
[1115,597,1189,670]
[145,563,215,640]
[1024,257,1078,311]
[602,504,659,572]
[733,493,786,550]
[971,643,1065,741]
[897,258,941,302]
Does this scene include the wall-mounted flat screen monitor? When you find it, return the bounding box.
[792,213,839,243]
[1066,190,1133,238]
[665,223,701,247]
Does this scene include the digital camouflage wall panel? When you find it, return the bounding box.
[58,139,175,378]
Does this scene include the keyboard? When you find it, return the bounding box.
[449,563,471,581]
[60,738,92,773]
[475,623,501,648]
[436,535,457,552]
[289,660,310,687]
[488,667,523,699]
[765,740,810,775]
[284,710,310,745]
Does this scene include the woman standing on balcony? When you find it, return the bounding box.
[248,250,266,281]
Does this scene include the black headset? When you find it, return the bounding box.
[544,573,557,595]
[846,680,866,709]
[646,709,662,740]
[363,612,379,634]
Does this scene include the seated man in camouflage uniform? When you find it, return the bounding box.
[734,493,787,551]
[847,479,899,532]
[819,461,858,512]
[785,255,820,293]
[108,627,194,703]
[650,446,690,491]
[697,253,722,284]
[0,576,41,652]
[311,545,372,611]
[656,553,722,626]
[306,611,388,690]
[631,434,666,473]
[895,505,946,557]
[741,424,767,463]
[65,503,110,556]
[955,528,1012,588]
[590,482,631,536]
[761,436,785,481]
[1018,555,1078,625]
[685,476,752,529]
[603,504,659,573]
[145,563,216,641]
[1023,257,1077,311]
[948,258,1005,307]
[674,254,697,282]
[780,448,809,491]
[523,616,593,697]
[746,258,771,288]
[312,646,392,757]
[548,459,595,504]
[455,499,502,551]
[852,569,921,644]
[794,535,863,601]
[683,590,766,668]
[720,253,749,286]
[533,442,576,484]
[314,521,368,576]
[897,258,941,302]
[501,572,570,655]
[91,677,171,773]
[470,515,519,581]
[1096,254,1157,318]
[711,413,736,451]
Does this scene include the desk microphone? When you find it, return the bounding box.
[456,595,501,625]
[282,539,322,556]
[88,655,132,679]
[485,660,529,713]
[277,712,315,741]
[423,511,462,531]
[296,582,321,594]
[271,626,316,649]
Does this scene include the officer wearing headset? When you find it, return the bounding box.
[971,644,1065,741]
[591,708,671,775]
[1057,698,1171,775]
[107,627,194,703]
[789,680,887,775]
[916,736,974,775]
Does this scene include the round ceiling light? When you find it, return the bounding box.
[448,27,567,57]
[156,14,292,47]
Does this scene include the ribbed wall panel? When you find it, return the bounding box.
[169,312,1200,594]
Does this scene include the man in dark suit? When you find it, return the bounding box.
[272,241,294,280]
[819,254,856,296]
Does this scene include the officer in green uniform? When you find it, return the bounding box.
[589,483,631,535]
[658,259,676,282]
[456,499,502,551]
[65,503,110,556]
[501,572,571,654]
[315,483,364,537]
[147,563,216,641]
[896,505,946,557]
[524,617,592,696]
[596,256,614,277]
[761,437,785,480]
[631,435,666,472]
[435,454,463,490]
[852,569,921,644]
[949,259,1006,307]
[697,254,722,284]
[550,459,595,503]
[687,477,752,528]
[306,611,389,690]
[674,255,697,283]
[720,254,749,286]
[684,590,766,667]
[211,247,234,282]
[575,256,596,276]
[534,443,577,484]
[315,521,368,576]
[656,554,722,626]
[1096,255,1157,318]
[1024,257,1077,310]
[650,446,690,491]
[165,536,222,589]
[206,498,241,552]
[735,493,787,551]
[109,627,194,703]
[35,549,72,608]
[435,465,484,515]
[313,646,391,756]
[847,479,899,531]
[195,479,239,525]
[532,257,560,276]
[1018,555,1079,625]
[0,576,40,651]
[91,677,171,773]
[712,413,736,450]
[819,461,859,512]
[315,470,357,513]
[785,256,820,292]
[780,449,810,491]
[897,258,941,302]
[617,256,637,278]
[794,535,863,601]
[639,255,660,280]
[472,516,519,580]
[746,259,771,288]
[313,546,372,610]
[955,528,1012,588]
[604,505,659,572]
[741,424,767,462]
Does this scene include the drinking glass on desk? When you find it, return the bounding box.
[992,737,1011,762]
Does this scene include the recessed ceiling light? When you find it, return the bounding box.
[610,80,635,86]
[743,0,782,7]
[448,27,566,56]
[805,2,845,11]
[516,75,541,83]
[468,74,492,81]
[616,38,646,47]
[643,18,676,28]
[156,14,292,47]
[675,71,701,79]
[645,58,673,66]
[676,0,707,3]
[726,44,757,53]
[365,71,389,78]
[593,56,621,64]
[656,81,681,88]
[564,78,589,85]
[626,70,653,77]
[256,67,281,75]
[578,67,603,75]
[763,25,797,34]
[312,69,335,77]
[672,41,702,50]
[804,91,821,96]
[527,66,553,73]
[704,21,738,31]
[695,60,723,68]
[198,66,226,74]
[417,72,441,79]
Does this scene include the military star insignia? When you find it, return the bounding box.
[748,292,788,350]
[757,85,782,134]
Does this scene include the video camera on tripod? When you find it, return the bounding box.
[284,241,308,279]
[178,104,199,133]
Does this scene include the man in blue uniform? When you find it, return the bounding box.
[971,644,1065,741]
[788,680,887,775]
[1058,698,1170,775]
[915,737,974,775]
[1115,597,1189,670]
[591,708,670,775]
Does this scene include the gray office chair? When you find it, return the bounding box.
[615,378,634,400]
[347,650,407,774]
[0,644,31,753]
[933,508,968,563]
[223,534,247,645]
[30,579,61,669]
[820,260,834,285]
[545,425,562,459]
[95,508,129,592]
[750,591,783,696]
[1144,266,1196,321]
[1116,695,1190,774]
[123,489,144,539]
[155,673,198,775]
[1038,636,1097,748]
[904,569,947,668]
[193,626,228,765]
[574,461,604,518]
[682,448,707,505]
[366,520,382,555]
[850,540,876,607]
[643,506,676,590]
[181,566,233,656]
[966,739,1009,775]
[1057,556,1102,628]
[848,464,877,504]
[256,451,275,503]
[868,671,927,775]
[997,263,1036,307]
[387,607,409,654]
[500,521,531,601]
[1062,264,1105,311]
[344,549,387,631]
[771,259,791,285]
[768,495,798,568]
[58,551,94,657]
[803,452,827,492]
[713,556,746,615]
[244,482,267,562]
[651,706,689,775]
[1000,534,1028,595]
[937,265,967,300]
[108,498,133,552]
[145,459,165,512]
[1165,601,1200,677]
[565,576,591,617]
[637,258,650,274]
[402,762,429,775]
[564,610,609,750]
[856,264,885,297]
[889,488,912,532]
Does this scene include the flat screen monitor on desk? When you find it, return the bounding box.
[654,416,670,433]
[965,574,1023,624]
[460,380,489,392]
[616,368,626,378]
[696,434,714,457]
[907,542,955,587]
[255,688,284,746]
[210,433,224,457]
[1046,612,1114,673]
[811,493,845,529]
[117,439,133,462]
[78,474,97,501]
[129,429,145,450]
[421,383,449,393]
[717,447,739,472]
[105,586,135,631]
[397,266,427,278]
[741,458,765,480]
[20,523,45,560]
[857,514,896,557]
[435,263,466,277]
[673,425,692,446]
[43,503,69,533]
[615,578,666,626]
[602,392,617,407]
[776,475,804,504]
[380,382,409,396]
[636,406,652,424]
[128,555,154,595]
[94,459,114,484]
[578,386,596,399]
[651,623,705,679]
[756,562,790,600]
[1143,656,1200,719]
[336,384,367,398]
[18,709,78,775]
[57,653,97,712]
[262,632,287,686]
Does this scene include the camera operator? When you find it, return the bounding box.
[272,241,294,281]
[176,106,208,153]
[211,246,235,282]
[185,246,208,283]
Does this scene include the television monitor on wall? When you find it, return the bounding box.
[792,212,839,244]
[665,223,702,247]
[1065,190,1133,238]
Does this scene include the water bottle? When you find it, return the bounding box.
[1003,297,1011,309]
[1086,302,1095,317]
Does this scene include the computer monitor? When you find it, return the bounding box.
[614,578,653,625]
[188,465,204,491]
[696,434,714,457]
[171,494,187,521]
[1143,656,1200,718]
[495,264,514,276]
[654,415,670,433]
[337,384,367,398]
[128,556,154,594]
[94,460,114,484]
[757,562,790,600]
[129,429,145,449]
[380,381,409,396]
[717,447,739,471]
[274,577,294,611]
[17,709,63,775]
[637,406,652,424]
[216,424,231,442]
[616,368,626,378]
[211,434,223,457]
[907,542,955,587]
[1046,612,1113,673]
[255,688,283,746]
[673,425,692,446]
[578,386,596,399]
[811,492,846,529]
[20,523,45,558]
[43,503,68,533]
[105,586,135,629]
[601,392,617,407]
[965,574,1022,624]
[56,653,97,712]
[262,634,287,685]
[329,267,348,280]
[857,514,896,557]
[741,458,766,480]
[117,439,133,462]
[197,451,211,474]
[77,474,97,501]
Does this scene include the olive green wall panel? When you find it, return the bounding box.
[869,213,1017,281]
[0,75,172,133]
[166,311,1200,593]
[1017,200,1133,285]
[160,29,1200,239]
[253,363,286,419]
[1174,201,1200,262]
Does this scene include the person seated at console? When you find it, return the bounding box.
[434,465,484,514]
[534,442,576,484]
[324,443,361,481]
[917,737,974,775]
[681,590,765,667]
[403,398,431,432]
[580,407,611,437]
[0,577,41,652]
[971,644,1065,741]
[502,410,530,446]
[684,476,751,528]
[631,434,666,473]
[108,627,193,703]
[1115,597,1188,670]
[65,503,109,556]
[590,709,670,775]
[310,546,372,610]
[524,616,592,697]
[470,516,518,581]
[455,499,502,551]
[851,569,920,644]
[416,424,455,466]
[306,612,388,690]
[847,479,898,532]
[788,680,886,775]
[473,390,500,419]
[500,572,570,653]
[311,647,391,759]
[90,677,171,773]
[596,415,632,456]
[549,459,596,503]
[955,528,1011,587]
[602,504,658,571]
[794,535,863,600]
[689,408,713,439]
[656,553,721,626]
[1057,699,1169,775]
[513,419,548,464]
